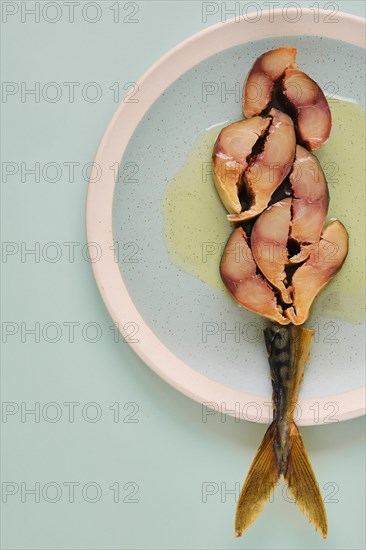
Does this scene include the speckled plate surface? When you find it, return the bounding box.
[87,10,366,425]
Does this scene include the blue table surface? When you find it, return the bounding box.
[1,1,365,549]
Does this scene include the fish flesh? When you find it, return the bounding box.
[281,68,332,150]
[228,108,296,222]
[222,208,347,326]
[243,47,297,117]
[213,117,271,214]
[242,46,331,149]
[285,221,349,324]
[220,226,290,324]
[289,145,330,264]
[251,198,292,303]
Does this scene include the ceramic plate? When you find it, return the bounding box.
[86,9,365,425]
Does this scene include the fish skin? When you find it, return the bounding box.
[265,324,312,468]
[235,324,328,539]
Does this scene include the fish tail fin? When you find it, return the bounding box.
[284,422,328,539]
[235,421,280,537]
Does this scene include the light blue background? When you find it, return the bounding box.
[1,1,365,549]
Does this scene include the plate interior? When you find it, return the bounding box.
[113,35,365,400]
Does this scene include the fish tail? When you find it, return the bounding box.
[235,421,280,537]
[234,420,327,539]
[235,324,326,538]
[283,421,328,538]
